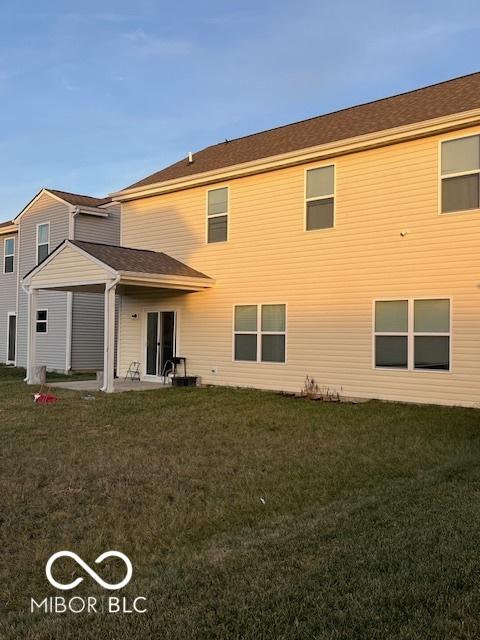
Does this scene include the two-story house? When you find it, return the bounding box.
[22,72,480,406]
[0,188,120,372]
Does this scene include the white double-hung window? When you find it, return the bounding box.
[441,135,480,213]
[207,187,228,243]
[37,223,50,264]
[374,299,450,371]
[305,165,335,230]
[234,304,286,363]
[4,237,14,273]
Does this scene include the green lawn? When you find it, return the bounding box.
[1,380,480,639]
[0,364,95,383]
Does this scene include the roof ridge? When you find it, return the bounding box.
[124,70,480,191]
[47,188,110,201]
[209,70,480,147]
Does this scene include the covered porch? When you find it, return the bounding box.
[22,239,214,392]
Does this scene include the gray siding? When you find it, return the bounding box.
[71,204,120,370]
[17,194,70,370]
[0,231,19,363]
[74,204,121,244]
[2,195,121,373]
[70,293,120,371]
[71,292,104,370]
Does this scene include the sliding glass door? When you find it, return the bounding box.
[145,311,176,377]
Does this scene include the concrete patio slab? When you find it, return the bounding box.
[51,379,170,393]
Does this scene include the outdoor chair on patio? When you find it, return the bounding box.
[125,361,141,381]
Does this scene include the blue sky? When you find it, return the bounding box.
[1,0,480,221]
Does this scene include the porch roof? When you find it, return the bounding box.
[22,239,215,292]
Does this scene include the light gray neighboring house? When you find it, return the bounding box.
[0,188,120,372]
[0,220,18,365]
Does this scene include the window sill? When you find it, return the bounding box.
[374,366,452,374]
[233,360,287,365]
[305,226,335,233]
[439,208,480,216]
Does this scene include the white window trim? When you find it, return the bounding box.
[304,163,336,232]
[206,185,229,244]
[3,236,15,274]
[36,222,50,264]
[373,297,452,373]
[438,132,480,216]
[232,303,287,364]
[36,309,48,335]
[6,311,16,364]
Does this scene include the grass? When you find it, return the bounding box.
[0,364,95,383]
[1,381,480,639]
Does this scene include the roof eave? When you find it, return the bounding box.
[111,107,480,202]
[0,223,18,235]
[118,270,215,290]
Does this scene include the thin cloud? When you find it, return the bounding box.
[370,20,480,51]
[121,29,191,57]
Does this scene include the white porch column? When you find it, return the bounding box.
[102,281,117,393]
[25,288,38,384]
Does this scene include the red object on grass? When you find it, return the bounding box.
[34,393,58,404]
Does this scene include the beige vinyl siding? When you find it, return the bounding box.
[29,245,110,287]
[0,231,18,363]
[119,125,480,407]
[17,193,70,370]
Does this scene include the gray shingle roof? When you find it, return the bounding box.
[125,71,480,190]
[47,189,112,208]
[71,240,211,280]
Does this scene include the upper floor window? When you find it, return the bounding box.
[374,299,450,371]
[441,135,480,213]
[3,237,15,273]
[37,223,50,264]
[207,187,228,243]
[234,304,286,363]
[306,165,335,230]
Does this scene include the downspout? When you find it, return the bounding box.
[101,275,121,393]
[21,281,31,382]
[65,207,79,373]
